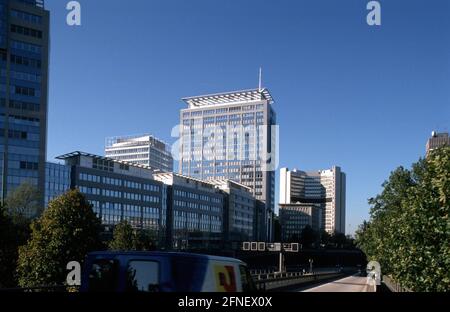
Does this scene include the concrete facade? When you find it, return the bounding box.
[279,166,346,234]
[279,203,321,241]
[105,134,173,172]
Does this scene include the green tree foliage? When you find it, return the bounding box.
[355,146,450,291]
[0,208,20,288]
[16,189,104,287]
[0,183,37,288]
[4,182,41,219]
[300,225,317,248]
[109,220,158,251]
[108,220,135,251]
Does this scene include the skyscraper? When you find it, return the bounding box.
[0,0,49,214]
[179,88,277,241]
[105,134,174,172]
[280,166,346,234]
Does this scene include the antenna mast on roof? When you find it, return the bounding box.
[258,67,263,92]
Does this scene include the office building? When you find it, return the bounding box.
[44,161,70,207]
[179,88,277,241]
[279,203,321,241]
[280,166,346,234]
[47,152,250,250]
[426,131,449,155]
[153,172,224,250]
[0,0,49,214]
[105,134,173,172]
[209,179,255,245]
[54,152,166,243]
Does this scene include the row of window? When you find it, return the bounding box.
[78,173,161,193]
[0,128,27,140]
[79,186,101,196]
[0,98,40,112]
[10,40,42,54]
[142,195,160,204]
[19,160,38,170]
[1,68,41,83]
[8,114,40,127]
[10,24,42,39]
[92,158,114,172]
[11,9,43,25]
[14,85,39,97]
[104,189,121,198]
[106,147,150,155]
[104,176,121,186]
[79,173,101,183]
[182,104,264,118]
[10,54,42,68]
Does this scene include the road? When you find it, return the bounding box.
[301,275,374,292]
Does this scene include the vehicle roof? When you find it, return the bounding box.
[87,251,245,264]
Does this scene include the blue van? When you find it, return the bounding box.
[80,251,256,292]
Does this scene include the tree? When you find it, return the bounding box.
[300,225,317,248]
[273,216,281,242]
[134,229,159,251]
[331,232,347,248]
[108,220,135,251]
[16,189,104,287]
[319,230,332,247]
[0,207,19,288]
[4,182,41,220]
[355,146,450,291]
[108,221,158,251]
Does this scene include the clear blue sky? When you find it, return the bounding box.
[45,0,450,235]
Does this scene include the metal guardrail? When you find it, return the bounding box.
[253,271,344,291]
[382,275,412,292]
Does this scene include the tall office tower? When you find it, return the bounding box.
[0,0,49,214]
[426,131,450,156]
[105,134,174,172]
[179,88,277,241]
[280,166,346,234]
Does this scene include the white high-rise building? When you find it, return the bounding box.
[179,88,277,241]
[105,134,174,172]
[279,166,346,234]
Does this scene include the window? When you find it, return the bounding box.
[125,261,160,292]
[10,9,43,25]
[10,24,42,38]
[10,54,41,68]
[88,259,119,292]
[10,40,42,54]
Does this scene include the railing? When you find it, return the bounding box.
[253,270,345,291]
[382,275,412,292]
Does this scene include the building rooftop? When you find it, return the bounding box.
[105,133,171,151]
[153,171,216,188]
[16,0,45,9]
[182,88,274,108]
[56,151,157,171]
[207,178,253,192]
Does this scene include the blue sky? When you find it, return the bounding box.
[45,0,450,234]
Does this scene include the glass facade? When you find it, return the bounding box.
[179,89,277,241]
[0,0,49,208]
[44,162,70,207]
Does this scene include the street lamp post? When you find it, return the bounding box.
[309,258,313,274]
